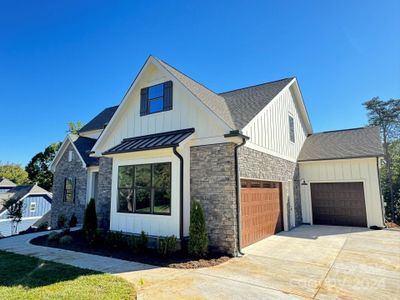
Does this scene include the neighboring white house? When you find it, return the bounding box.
[50,56,385,255]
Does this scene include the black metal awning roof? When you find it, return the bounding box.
[103,128,195,155]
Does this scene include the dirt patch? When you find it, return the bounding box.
[30,230,230,269]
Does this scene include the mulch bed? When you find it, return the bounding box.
[30,230,230,269]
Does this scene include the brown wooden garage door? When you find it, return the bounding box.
[311,182,367,227]
[240,180,283,247]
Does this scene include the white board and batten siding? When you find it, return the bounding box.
[100,61,228,238]
[95,62,227,154]
[300,158,384,228]
[242,84,310,163]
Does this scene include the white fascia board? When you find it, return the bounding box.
[91,56,153,155]
[50,134,87,172]
[291,79,313,134]
[68,135,87,169]
[49,135,70,172]
[153,58,234,132]
[242,78,313,135]
[91,56,232,156]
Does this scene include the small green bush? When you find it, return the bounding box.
[61,228,70,236]
[69,214,77,228]
[57,215,67,229]
[105,231,127,249]
[127,236,139,253]
[158,235,177,257]
[38,222,48,231]
[48,232,61,242]
[59,235,73,245]
[139,231,148,250]
[188,199,208,257]
[83,198,97,243]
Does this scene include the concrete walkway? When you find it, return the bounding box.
[0,225,399,299]
[0,230,155,273]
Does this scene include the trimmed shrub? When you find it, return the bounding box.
[69,214,77,228]
[188,200,208,257]
[138,231,148,250]
[62,228,70,236]
[57,215,67,229]
[83,198,97,243]
[105,231,127,249]
[127,236,139,253]
[48,232,61,242]
[38,222,48,231]
[158,235,177,257]
[59,235,73,245]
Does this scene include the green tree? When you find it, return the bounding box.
[0,163,29,185]
[363,97,400,222]
[188,199,208,257]
[3,198,24,235]
[379,140,400,223]
[67,121,84,134]
[83,198,97,243]
[25,142,61,191]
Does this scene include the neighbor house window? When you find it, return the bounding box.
[117,162,171,215]
[289,115,295,143]
[63,178,74,203]
[140,81,173,116]
[30,202,36,212]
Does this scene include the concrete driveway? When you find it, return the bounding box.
[119,225,400,299]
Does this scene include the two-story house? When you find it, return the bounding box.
[49,56,384,255]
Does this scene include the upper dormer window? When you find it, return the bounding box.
[289,115,295,143]
[140,81,173,116]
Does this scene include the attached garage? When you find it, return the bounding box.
[298,127,385,228]
[310,182,367,227]
[240,180,283,247]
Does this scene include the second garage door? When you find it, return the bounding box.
[311,182,367,227]
[240,180,283,247]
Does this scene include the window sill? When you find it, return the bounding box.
[115,211,171,217]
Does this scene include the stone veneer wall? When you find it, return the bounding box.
[96,157,113,230]
[51,143,87,228]
[238,146,302,226]
[190,143,238,256]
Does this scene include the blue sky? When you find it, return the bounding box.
[0,0,399,166]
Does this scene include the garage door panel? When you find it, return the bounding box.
[240,180,282,248]
[311,182,367,227]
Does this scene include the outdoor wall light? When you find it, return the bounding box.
[295,178,308,186]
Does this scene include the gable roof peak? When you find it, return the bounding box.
[219,77,295,95]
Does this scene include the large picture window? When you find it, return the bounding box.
[117,162,171,215]
[63,178,74,203]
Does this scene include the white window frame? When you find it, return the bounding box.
[30,202,37,212]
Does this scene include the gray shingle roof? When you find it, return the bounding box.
[219,78,294,129]
[298,127,384,162]
[73,136,99,166]
[0,184,51,214]
[79,105,119,133]
[157,58,293,130]
[0,178,16,188]
[157,59,237,128]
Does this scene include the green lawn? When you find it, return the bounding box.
[0,250,135,300]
